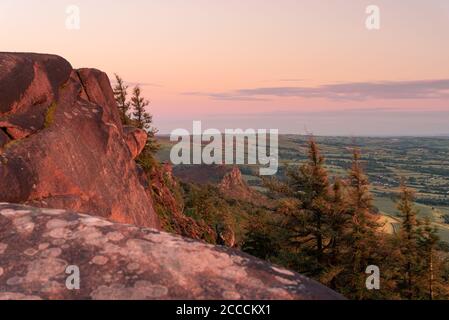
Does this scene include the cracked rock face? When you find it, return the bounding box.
[0,203,344,300]
[0,53,159,229]
[123,126,148,160]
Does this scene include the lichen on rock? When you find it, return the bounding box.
[0,203,344,300]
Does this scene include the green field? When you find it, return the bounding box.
[374,195,449,242]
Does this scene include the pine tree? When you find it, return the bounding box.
[417,218,440,299]
[394,183,449,300]
[396,181,421,299]
[416,218,449,299]
[242,216,279,261]
[296,138,331,267]
[267,138,332,276]
[130,85,159,159]
[322,178,350,289]
[131,85,151,130]
[113,74,131,124]
[343,148,382,299]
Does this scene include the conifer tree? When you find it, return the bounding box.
[130,85,159,158]
[267,138,332,276]
[344,149,382,299]
[131,85,151,130]
[113,74,131,124]
[417,218,440,299]
[396,181,420,299]
[322,178,350,289]
[328,179,348,263]
[242,217,279,261]
[296,138,331,267]
[259,141,449,300]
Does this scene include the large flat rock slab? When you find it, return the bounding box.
[0,203,344,300]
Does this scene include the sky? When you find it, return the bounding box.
[1,0,449,136]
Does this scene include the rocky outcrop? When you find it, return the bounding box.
[173,165,270,206]
[0,53,72,139]
[148,163,216,243]
[123,126,147,159]
[219,167,254,199]
[219,166,271,207]
[0,53,159,229]
[0,203,344,300]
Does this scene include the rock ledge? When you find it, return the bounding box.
[0,203,343,300]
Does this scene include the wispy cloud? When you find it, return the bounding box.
[200,108,449,119]
[181,92,269,101]
[184,79,449,101]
